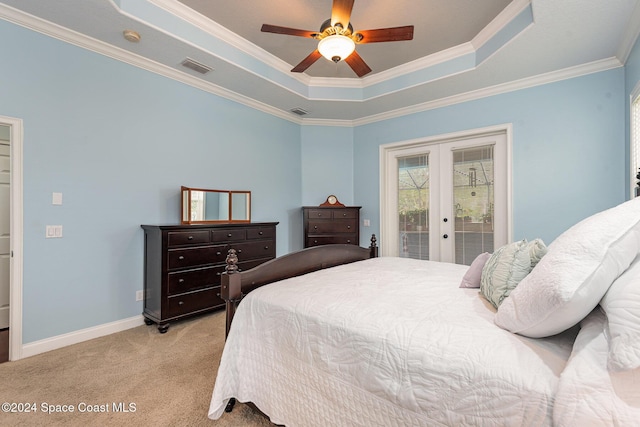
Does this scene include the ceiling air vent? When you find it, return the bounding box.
[290,107,308,116]
[180,58,213,75]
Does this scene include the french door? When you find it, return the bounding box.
[381,128,510,264]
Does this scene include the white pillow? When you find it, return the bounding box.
[600,254,640,370]
[480,240,532,308]
[495,198,640,338]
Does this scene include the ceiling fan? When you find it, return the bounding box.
[261,0,414,77]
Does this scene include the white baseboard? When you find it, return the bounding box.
[20,315,145,359]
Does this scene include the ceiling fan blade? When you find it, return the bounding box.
[355,26,414,43]
[261,24,317,38]
[331,0,355,27]
[291,50,323,73]
[344,50,372,77]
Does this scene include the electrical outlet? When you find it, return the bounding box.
[136,290,144,301]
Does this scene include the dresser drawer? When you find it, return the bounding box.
[246,226,275,240]
[332,209,358,219]
[308,219,357,234]
[306,235,358,247]
[167,245,227,270]
[233,240,276,261]
[167,287,223,318]
[305,208,358,220]
[306,209,333,219]
[168,265,225,295]
[211,228,246,243]
[167,230,210,247]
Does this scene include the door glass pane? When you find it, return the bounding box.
[398,155,429,259]
[453,145,494,265]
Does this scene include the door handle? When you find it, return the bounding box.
[443,234,448,239]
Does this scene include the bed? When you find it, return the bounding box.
[209,198,640,426]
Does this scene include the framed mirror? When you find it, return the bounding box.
[181,186,251,224]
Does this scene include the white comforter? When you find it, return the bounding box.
[209,257,577,426]
[553,308,640,426]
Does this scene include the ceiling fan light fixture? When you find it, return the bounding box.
[318,34,355,63]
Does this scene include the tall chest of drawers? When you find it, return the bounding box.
[141,222,277,333]
[302,206,361,248]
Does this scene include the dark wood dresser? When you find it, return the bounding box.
[302,206,361,248]
[141,222,277,332]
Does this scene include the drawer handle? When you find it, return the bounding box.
[264,245,269,250]
[347,240,351,243]
[347,225,351,229]
[259,231,263,235]
[216,251,222,256]
[178,256,185,260]
[314,240,318,244]
[178,279,184,283]
[188,235,193,240]
[314,226,318,229]
[317,213,322,217]
[343,213,347,217]
[227,233,232,237]
[178,301,184,305]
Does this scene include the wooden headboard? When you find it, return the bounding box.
[220,235,378,337]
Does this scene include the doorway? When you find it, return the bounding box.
[0,115,23,362]
[380,125,512,263]
[0,124,8,362]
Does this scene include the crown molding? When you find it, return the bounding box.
[300,117,354,127]
[361,43,476,88]
[350,57,623,127]
[0,2,628,128]
[148,0,301,79]
[0,1,302,124]
[148,0,534,94]
[472,0,531,50]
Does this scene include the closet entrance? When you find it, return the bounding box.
[0,115,23,362]
[0,124,10,362]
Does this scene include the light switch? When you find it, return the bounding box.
[46,225,63,238]
[363,219,371,227]
[52,192,63,205]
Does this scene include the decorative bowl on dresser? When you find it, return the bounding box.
[302,206,361,248]
[141,222,277,333]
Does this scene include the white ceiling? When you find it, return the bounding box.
[1,0,639,124]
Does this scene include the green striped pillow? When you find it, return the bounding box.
[480,239,534,309]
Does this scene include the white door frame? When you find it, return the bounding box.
[379,124,513,258]
[1,115,24,361]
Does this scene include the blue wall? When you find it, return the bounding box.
[352,69,626,246]
[300,125,354,207]
[0,20,301,343]
[0,16,634,346]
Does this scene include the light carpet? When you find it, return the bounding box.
[0,311,273,426]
